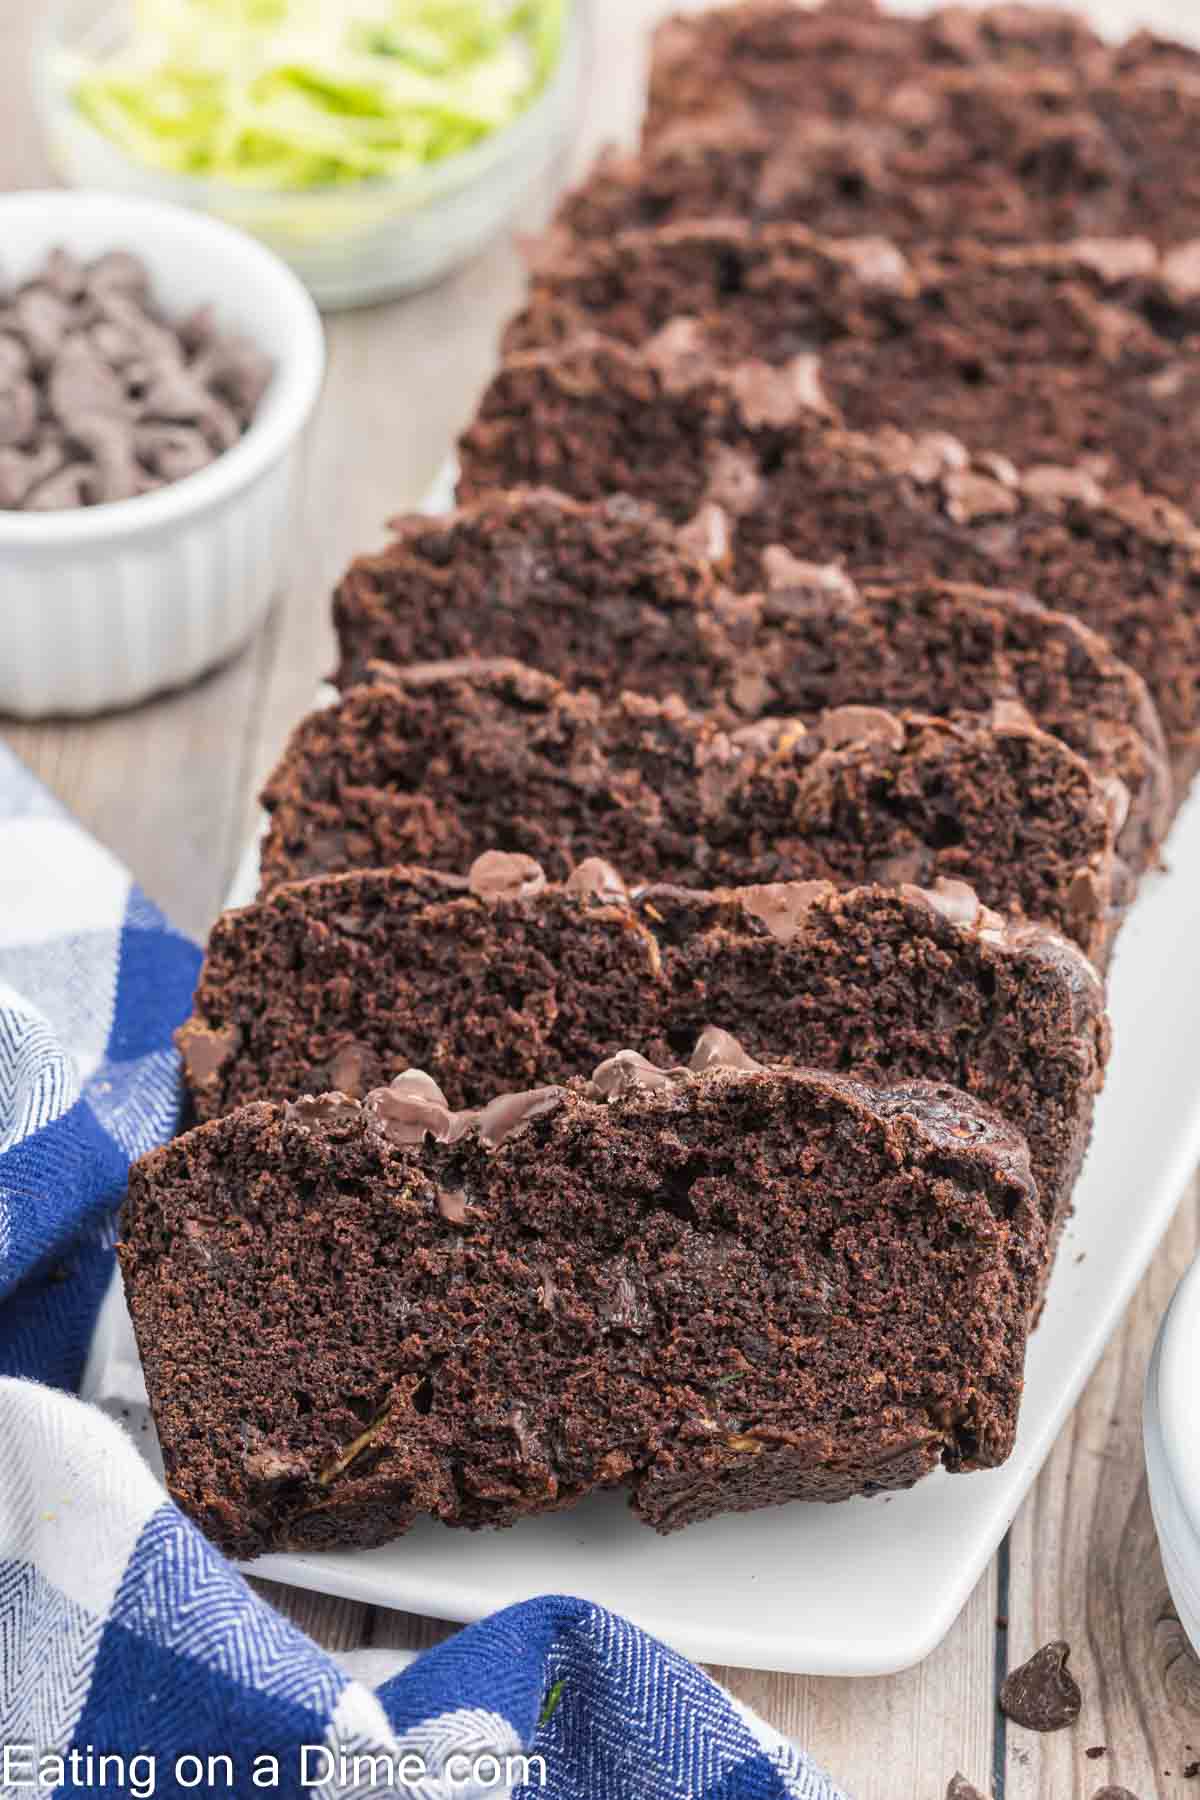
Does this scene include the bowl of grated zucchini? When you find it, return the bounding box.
[34,0,583,310]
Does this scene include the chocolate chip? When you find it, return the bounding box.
[50,339,128,426]
[729,354,828,428]
[0,334,30,382]
[989,697,1040,737]
[365,1088,453,1145]
[194,335,273,417]
[835,238,910,290]
[41,247,87,302]
[902,430,969,483]
[704,443,765,515]
[918,878,984,930]
[1071,237,1157,284]
[591,1050,686,1098]
[178,302,219,355]
[468,850,547,901]
[0,378,35,447]
[286,1092,362,1128]
[88,250,150,297]
[388,1069,448,1107]
[0,448,37,507]
[24,464,92,510]
[1020,463,1104,509]
[1066,867,1103,929]
[999,1640,1082,1731]
[243,1447,309,1487]
[945,1776,990,1800]
[817,705,906,751]
[178,1021,242,1085]
[71,415,141,504]
[761,546,858,598]
[473,1085,564,1148]
[136,424,213,482]
[1090,1789,1140,1800]
[733,880,831,942]
[140,364,215,425]
[566,857,628,902]
[0,440,69,506]
[436,1187,470,1225]
[16,288,72,367]
[943,468,1020,525]
[643,315,708,389]
[689,1027,764,1074]
[365,1070,455,1145]
[727,718,789,756]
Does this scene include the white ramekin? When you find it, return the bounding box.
[0,191,325,719]
[1145,1254,1200,1654]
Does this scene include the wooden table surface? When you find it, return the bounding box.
[7,2,1200,1793]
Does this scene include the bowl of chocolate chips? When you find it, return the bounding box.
[0,191,324,717]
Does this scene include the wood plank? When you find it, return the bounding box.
[1004,1181,1200,1800]
[710,1563,999,1799]
[247,1579,371,1656]
[367,1611,460,1655]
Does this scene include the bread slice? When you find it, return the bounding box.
[257,662,1128,963]
[500,223,1200,522]
[331,488,727,702]
[122,1045,1043,1556]
[330,492,1168,871]
[577,62,1200,251]
[458,335,1199,793]
[178,862,1108,1270]
[642,1,1122,144]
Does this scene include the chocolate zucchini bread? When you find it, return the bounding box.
[560,63,1200,251]
[643,1,1117,143]
[332,485,1168,871]
[458,337,1200,791]
[122,1043,1043,1555]
[501,224,1200,518]
[716,575,1169,874]
[332,489,728,701]
[257,662,1127,962]
[178,861,1107,1265]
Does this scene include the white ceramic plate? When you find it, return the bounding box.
[88,764,1200,1675]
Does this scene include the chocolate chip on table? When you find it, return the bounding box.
[0,245,272,511]
[1091,1789,1141,1799]
[946,1775,990,1799]
[999,1639,1083,1732]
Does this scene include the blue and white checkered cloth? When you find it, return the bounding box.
[0,741,845,1800]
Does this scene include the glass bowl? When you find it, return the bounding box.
[32,0,584,312]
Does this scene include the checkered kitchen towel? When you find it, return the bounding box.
[0,742,845,1800]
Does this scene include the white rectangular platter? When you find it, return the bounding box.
[89,777,1200,1676]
